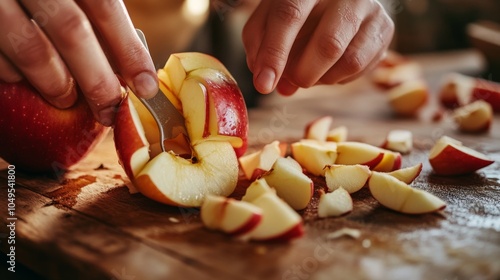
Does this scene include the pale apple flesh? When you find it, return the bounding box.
[452,100,493,133]
[326,126,348,142]
[386,163,423,184]
[388,79,429,116]
[372,149,402,172]
[238,141,282,181]
[335,142,385,169]
[304,116,333,141]
[291,140,337,176]
[241,178,275,202]
[0,81,108,173]
[317,188,353,218]
[324,164,371,194]
[381,130,413,154]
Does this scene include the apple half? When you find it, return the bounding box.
[114,52,248,207]
[428,136,494,176]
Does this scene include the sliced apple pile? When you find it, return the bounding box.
[238,140,282,180]
[317,188,353,218]
[452,100,493,133]
[381,130,413,154]
[201,177,304,242]
[429,136,494,176]
[114,52,248,207]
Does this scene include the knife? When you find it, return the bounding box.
[135,29,187,152]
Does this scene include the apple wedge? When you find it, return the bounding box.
[304,116,333,141]
[372,149,402,172]
[238,141,282,181]
[452,100,493,133]
[438,73,476,109]
[324,164,371,194]
[335,142,385,169]
[201,195,263,236]
[241,192,304,241]
[472,78,500,112]
[241,178,275,202]
[429,136,494,176]
[371,51,422,89]
[291,140,337,176]
[114,52,248,207]
[368,172,446,214]
[262,157,314,210]
[381,130,413,154]
[387,79,429,116]
[326,126,348,142]
[317,188,353,218]
[386,163,423,184]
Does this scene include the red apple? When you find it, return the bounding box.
[0,81,108,175]
[114,52,248,207]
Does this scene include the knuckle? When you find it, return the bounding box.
[345,53,365,74]
[262,45,287,67]
[56,12,93,47]
[14,39,52,68]
[275,1,303,23]
[317,33,344,61]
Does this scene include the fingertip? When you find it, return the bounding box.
[276,79,298,96]
[133,71,158,99]
[254,67,276,94]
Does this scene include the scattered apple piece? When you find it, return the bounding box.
[262,157,314,210]
[381,130,413,154]
[326,126,348,142]
[291,140,337,176]
[452,100,493,133]
[438,73,476,109]
[335,142,385,169]
[304,116,333,141]
[371,51,422,89]
[429,136,494,176]
[238,141,282,181]
[324,164,371,194]
[317,188,353,218]
[372,149,402,172]
[368,172,446,214]
[472,78,500,112]
[387,79,429,116]
[242,178,275,203]
[386,163,423,184]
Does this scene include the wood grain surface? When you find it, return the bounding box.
[1,50,499,280]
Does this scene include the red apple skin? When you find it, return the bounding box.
[257,224,305,242]
[0,81,108,174]
[230,213,262,236]
[364,153,385,170]
[472,79,500,112]
[429,145,495,176]
[113,96,148,180]
[201,77,249,157]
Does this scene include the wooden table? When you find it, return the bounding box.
[1,50,499,280]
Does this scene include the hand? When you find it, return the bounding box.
[243,0,395,95]
[0,0,158,126]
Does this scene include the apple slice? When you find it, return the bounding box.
[326,126,348,142]
[317,188,353,218]
[371,52,422,89]
[472,78,500,112]
[429,136,494,176]
[387,79,429,116]
[386,163,423,184]
[291,140,337,176]
[304,116,333,141]
[335,142,385,169]
[201,195,262,236]
[452,100,493,133]
[241,178,275,202]
[438,73,476,109]
[242,192,304,241]
[381,130,413,154]
[372,149,402,172]
[238,141,282,181]
[368,172,446,214]
[262,157,314,210]
[324,164,371,194]
[115,52,248,207]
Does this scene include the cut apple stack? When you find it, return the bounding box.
[201,178,304,241]
[114,52,248,207]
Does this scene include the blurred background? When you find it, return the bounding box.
[124,0,500,107]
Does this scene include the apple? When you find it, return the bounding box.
[335,142,385,169]
[387,79,429,116]
[452,100,493,133]
[438,73,476,109]
[471,78,500,112]
[261,157,314,210]
[304,116,333,141]
[317,188,353,218]
[114,52,248,207]
[291,140,337,176]
[324,164,371,194]
[326,126,348,142]
[241,192,304,241]
[368,171,446,214]
[0,81,109,175]
[238,141,282,181]
[428,136,494,176]
[386,163,423,184]
[381,130,413,154]
[370,51,422,89]
[200,195,263,236]
[241,178,275,202]
[372,149,402,172]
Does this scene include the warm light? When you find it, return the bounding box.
[184,0,210,17]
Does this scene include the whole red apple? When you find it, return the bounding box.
[0,81,108,177]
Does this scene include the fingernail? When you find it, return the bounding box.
[50,84,78,108]
[133,72,158,99]
[98,107,116,127]
[255,67,276,94]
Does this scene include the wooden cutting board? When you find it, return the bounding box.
[1,53,500,280]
